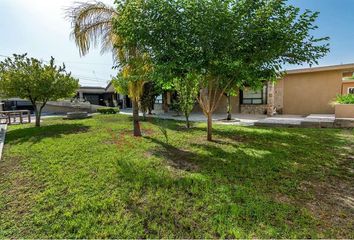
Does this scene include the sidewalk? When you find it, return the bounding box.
[120,109,268,126]
[119,109,339,127]
[0,124,7,160]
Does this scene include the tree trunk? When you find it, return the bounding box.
[207,112,212,141]
[142,110,146,121]
[185,112,190,129]
[226,94,232,120]
[162,92,168,113]
[34,107,41,127]
[132,99,142,137]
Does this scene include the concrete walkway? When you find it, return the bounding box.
[255,114,336,127]
[119,109,340,127]
[0,124,7,160]
[119,109,267,126]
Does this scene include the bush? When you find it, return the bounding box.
[336,94,354,104]
[97,107,120,114]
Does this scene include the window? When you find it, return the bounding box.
[241,86,267,105]
[348,87,354,94]
[155,94,163,104]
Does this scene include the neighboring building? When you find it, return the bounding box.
[77,84,132,108]
[1,98,33,112]
[77,86,106,106]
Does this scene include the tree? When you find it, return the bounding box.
[66,1,147,137]
[112,73,145,136]
[115,0,329,141]
[224,89,238,121]
[174,72,201,128]
[0,54,79,127]
[140,81,159,118]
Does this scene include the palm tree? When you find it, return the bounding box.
[66,1,143,136]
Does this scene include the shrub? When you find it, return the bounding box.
[97,107,120,114]
[336,94,354,104]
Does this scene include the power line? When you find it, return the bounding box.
[72,74,110,82]
[0,53,114,82]
[0,54,115,67]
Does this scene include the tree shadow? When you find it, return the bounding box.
[144,125,350,198]
[144,136,200,172]
[5,124,90,145]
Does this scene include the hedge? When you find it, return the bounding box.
[97,107,120,114]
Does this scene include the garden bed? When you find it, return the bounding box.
[335,104,354,118]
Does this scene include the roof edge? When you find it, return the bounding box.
[285,63,354,75]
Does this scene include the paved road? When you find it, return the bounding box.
[0,124,7,160]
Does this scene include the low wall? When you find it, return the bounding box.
[43,101,97,114]
[240,104,267,115]
[335,104,354,119]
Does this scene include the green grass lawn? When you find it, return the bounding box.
[0,114,353,238]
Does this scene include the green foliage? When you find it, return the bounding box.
[174,72,200,127]
[154,117,169,144]
[0,54,79,102]
[336,94,354,104]
[97,107,120,114]
[0,115,353,238]
[169,101,181,114]
[116,0,329,89]
[0,54,79,126]
[112,74,129,96]
[140,82,160,114]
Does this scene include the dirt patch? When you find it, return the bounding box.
[191,134,253,146]
[106,129,142,149]
[144,151,153,158]
[153,146,199,172]
[227,134,253,143]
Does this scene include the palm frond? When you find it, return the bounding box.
[65,1,118,57]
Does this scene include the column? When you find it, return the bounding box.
[79,91,84,101]
[267,81,275,116]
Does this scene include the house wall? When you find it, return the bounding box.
[282,70,343,115]
[215,95,240,114]
[191,69,353,116]
[192,93,240,114]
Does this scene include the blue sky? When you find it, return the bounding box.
[1,0,354,87]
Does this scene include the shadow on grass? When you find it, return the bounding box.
[5,124,90,144]
[143,123,349,193]
[145,136,200,172]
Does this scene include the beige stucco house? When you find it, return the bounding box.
[210,63,354,116]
